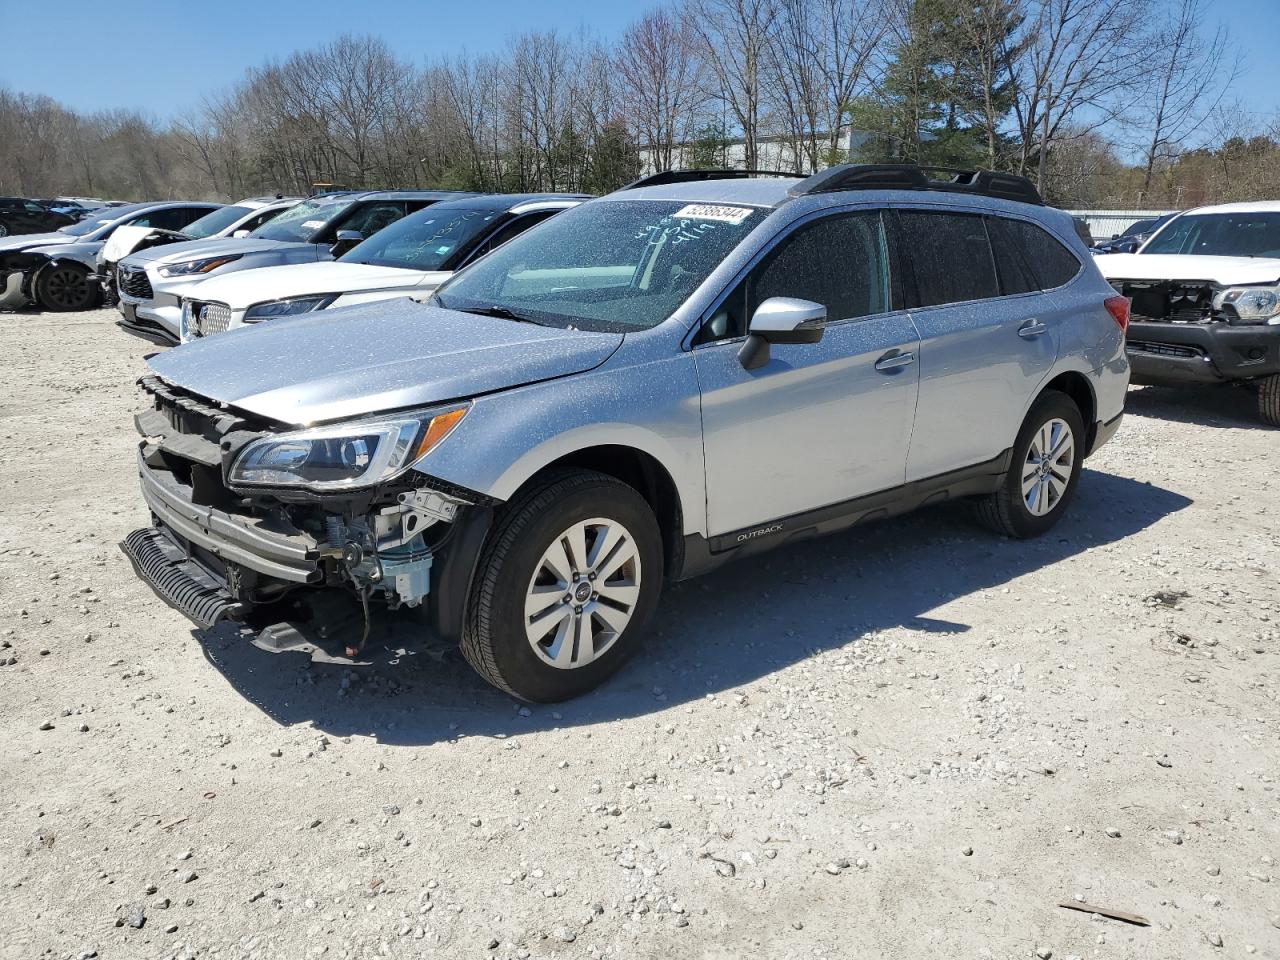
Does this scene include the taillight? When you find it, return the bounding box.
[1104,294,1130,333]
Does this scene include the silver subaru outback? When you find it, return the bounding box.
[123,166,1130,702]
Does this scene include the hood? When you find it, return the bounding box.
[126,235,309,266]
[0,231,75,254]
[185,260,428,309]
[1095,253,1280,286]
[146,299,624,424]
[103,224,183,264]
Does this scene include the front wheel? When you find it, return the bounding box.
[35,263,101,312]
[460,470,664,702]
[977,390,1085,538]
[1258,373,1280,427]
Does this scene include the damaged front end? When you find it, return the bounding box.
[1110,277,1280,385]
[0,251,45,310]
[121,376,486,656]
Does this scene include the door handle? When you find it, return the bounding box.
[1018,319,1048,339]
[875,350,916,372]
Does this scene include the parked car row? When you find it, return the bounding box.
[0,201,223,311]
[116,164,1133,702]
[116,188,492,342]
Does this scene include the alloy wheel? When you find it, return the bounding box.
[43,268,94,309]
[1022,417,1075,516]
[0,222,9,237]
[524,517,642,670]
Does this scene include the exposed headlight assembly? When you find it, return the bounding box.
[1217,285,1280,324]
[228,406,469,490]
[243,294,336,322]
[158,255,243,278]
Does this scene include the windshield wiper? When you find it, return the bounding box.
[455,304,544,326]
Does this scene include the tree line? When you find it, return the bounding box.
[2,0,1276,209]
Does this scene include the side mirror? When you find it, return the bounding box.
[329,229,363,257]
[232,229,250,239]
[738,297,826,370]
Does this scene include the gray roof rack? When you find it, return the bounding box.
[787,164,1043,206]
[619,169,807,191]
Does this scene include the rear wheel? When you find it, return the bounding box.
[461,470,663,702]
[1258,374,1280,427]
[0,220,10,238]
[35,263,101,312]
[977,390,1085,538]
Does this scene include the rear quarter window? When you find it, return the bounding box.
[997,218,1081,289]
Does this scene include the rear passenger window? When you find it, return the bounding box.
[997,218,1081,289]
[897,211,999,307]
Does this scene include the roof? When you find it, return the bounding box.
[608,177,798,208]
[357,189,480,201]
[426,192,591,213]
[1180,200,1280,216]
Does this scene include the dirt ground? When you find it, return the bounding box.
[0,307,1277,960]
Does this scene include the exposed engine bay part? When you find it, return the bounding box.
[124,373,497,648]
[1110,277,1280,325]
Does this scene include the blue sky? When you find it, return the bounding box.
[1,0,1276,122]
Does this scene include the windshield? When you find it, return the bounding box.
[181,205,248,239]
[57,202,150,237]
[433,200,766,332]
[1142,212,1280,258]
[342,207,500,271]
[250,197,350,242]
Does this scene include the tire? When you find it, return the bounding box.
[460,470,664,702]
[0,220,10,238]
[35,263,101,312]
[1258,374,1280,427]
[977,389,1085,539]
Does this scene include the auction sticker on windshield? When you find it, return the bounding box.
[673,204,754,225]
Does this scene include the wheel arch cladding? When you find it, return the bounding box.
[1041,371,1096,451]
[513,446,685,582]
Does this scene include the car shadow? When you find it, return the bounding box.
[189,469,1190,745]
[1125,383,1266,429]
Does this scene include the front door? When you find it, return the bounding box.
[693,210,921,538]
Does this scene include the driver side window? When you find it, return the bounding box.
[701,211,891,342]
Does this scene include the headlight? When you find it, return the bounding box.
[243,294,336,322]
[158,255,242,278]
[1218,285,1280,324]
[228,406,469,490]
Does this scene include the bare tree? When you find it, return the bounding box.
[1007,0,1150,191]
[687,0,779,169]
[615,8,708,171]
[1132,0,1233,202]
[764,0,889,171]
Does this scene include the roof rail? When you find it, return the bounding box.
[618,169,807,191]
[787,164,1043,206]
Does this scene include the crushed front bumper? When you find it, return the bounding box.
[125,448,325,627]
[1126,320,1280,385]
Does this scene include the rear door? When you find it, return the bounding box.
[693,209,921,537]
[896,207,1058,481]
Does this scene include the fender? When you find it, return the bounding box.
[415,343,711,539]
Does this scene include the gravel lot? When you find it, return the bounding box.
[1,308,1277,960]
